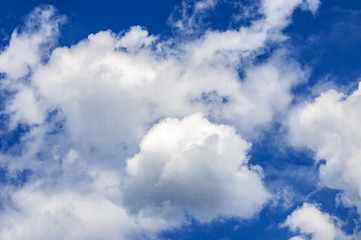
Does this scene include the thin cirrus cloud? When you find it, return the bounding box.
[5,0,361,239]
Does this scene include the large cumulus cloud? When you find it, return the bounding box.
[123,114,269,223]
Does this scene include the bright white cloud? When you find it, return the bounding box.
[123,114,269,223]
[288,83,361,214]
[283,203,351,240]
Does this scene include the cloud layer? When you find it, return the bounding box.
[5,0,359,239]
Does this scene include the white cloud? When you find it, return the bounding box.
[302,0,321,15]
[289,236,307,240]
[0,178,171,240]
[0,5,65,80]
[283,203,351,240]
[6,88,45,129]
[262,0,303,27]
[169,0,219,33]
[123,114,269,223]
[288,83,361,213]
[117,25,157,51]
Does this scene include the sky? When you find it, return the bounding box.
[0,0,361,239]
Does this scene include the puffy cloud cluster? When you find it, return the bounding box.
[288,83,361,213]
[0,0,322,239]
[283,203,351,240]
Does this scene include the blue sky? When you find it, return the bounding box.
[0,0,361,239]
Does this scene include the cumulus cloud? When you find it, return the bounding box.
[288,83,361,214]
[0,0,320,238]
[123,114,269,223]
[283,203,351,240]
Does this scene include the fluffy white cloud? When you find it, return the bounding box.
[123,114,269,223]
[288,83,361,213]
[283,203,351,240]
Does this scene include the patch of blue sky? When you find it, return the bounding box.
[286,0,361,89]
[0,116,30,156]
[0,168,32,187]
